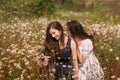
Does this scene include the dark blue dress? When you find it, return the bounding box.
[54,37,73,80]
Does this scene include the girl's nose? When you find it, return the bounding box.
[52,34,55,38]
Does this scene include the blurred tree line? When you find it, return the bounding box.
[0,0,120,22]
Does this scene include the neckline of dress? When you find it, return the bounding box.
[60,37,69,50]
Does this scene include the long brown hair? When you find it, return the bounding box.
[44,21,65,56]
[67,20,93,40]
[67,20,95,52]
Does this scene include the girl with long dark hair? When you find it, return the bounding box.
[67,20,104,80]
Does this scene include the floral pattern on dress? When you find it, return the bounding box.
[78,39,104,80]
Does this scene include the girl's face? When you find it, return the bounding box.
[49,28,61,40]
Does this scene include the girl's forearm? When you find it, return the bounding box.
[73,57,79,79]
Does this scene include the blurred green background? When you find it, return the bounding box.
[0,0,120,23]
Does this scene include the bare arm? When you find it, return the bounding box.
[71,40,79,79]
[77,39,93,63]
[77,49,87,63]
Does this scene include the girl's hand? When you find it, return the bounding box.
[43,56,51,66]
[80,53,88,63]
[37,59,43,68]
[37,56,51,67]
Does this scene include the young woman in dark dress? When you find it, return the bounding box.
[37,21,78,80]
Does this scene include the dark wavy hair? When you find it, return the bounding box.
[44,21,65,56]
[67,20,93,40]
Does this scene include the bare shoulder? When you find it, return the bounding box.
[70,38,76,47]
[70,38,75,43]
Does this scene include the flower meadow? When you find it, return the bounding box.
[0,17,120,80]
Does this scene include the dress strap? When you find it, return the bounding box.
[66,37,71,48]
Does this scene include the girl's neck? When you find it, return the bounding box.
[59,35,65,43]
[59,36,67,49]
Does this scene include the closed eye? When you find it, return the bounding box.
[52,32,55,34]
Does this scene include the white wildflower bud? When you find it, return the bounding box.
[111,75,116,79]
[68,65,72,68]
[52,68,55,72]
[27,75,31,78]
[62,77,66,80]
[63,65,66,67]
[115,56,119,60]
[50,73,53,76]
[72,74,78,78]
[109,48,113,52]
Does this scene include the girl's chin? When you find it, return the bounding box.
[56,38,59,40]
[56,37,59,40]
